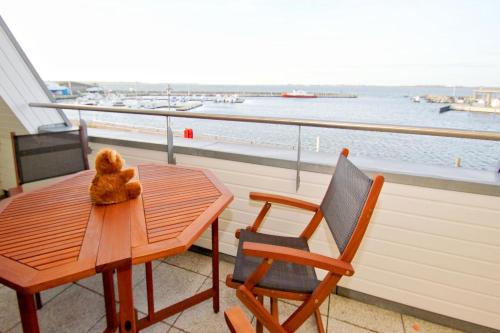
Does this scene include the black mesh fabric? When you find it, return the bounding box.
[233,230,319,293]
[13,130,87,184]
[320,155,373,254]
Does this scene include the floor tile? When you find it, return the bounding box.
[282,297,330,316]
[133,263,207,325]
[402,315,466,333]
[39,283,73,304]
[268,300,374,333]
[216,259,235,282]
[173,278,254,333]
[328,294,404,333]
[0,286,21,332]
[274,300,329,333]
[327,318,376,333]
[88,314,171,333]
[77,260,161,296]
[163,251,213,276]
[168,326,187,333]
[8,285,104,333]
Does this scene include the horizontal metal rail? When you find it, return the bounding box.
[30,102,500,141]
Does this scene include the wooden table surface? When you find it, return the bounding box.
[0,163,233,333]
[0,171,99,293]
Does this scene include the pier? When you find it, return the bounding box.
[450,104,500,114]
[121,90,358,98]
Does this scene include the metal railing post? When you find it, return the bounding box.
[166,116,176,165]
[296,125,301,191]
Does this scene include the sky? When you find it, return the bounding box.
[2,0,500,86]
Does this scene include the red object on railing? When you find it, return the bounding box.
[184,128,194,139]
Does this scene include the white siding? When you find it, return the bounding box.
[0,17,65,133]
[24,142,500,330]
[0,96,27,190]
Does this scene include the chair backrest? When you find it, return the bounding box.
[11,126,89,185]
[320,150,377,258]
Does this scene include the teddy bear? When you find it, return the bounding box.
[89,148,142,205]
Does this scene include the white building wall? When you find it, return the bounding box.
[87,143,500,331]
[0,16,66,134]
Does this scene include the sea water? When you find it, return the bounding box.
[66,85,500,171]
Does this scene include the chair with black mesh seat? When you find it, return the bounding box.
[225,148,384,333]
[10,125,90,193]
[8,124,90,309]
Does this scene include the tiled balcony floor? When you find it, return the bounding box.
[0,251,465,333]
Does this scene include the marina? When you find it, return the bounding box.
[57,87,500,172]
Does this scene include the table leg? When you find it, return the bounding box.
[212,218,219,313]
[117,265,137,333]
[35,292,43,310]
[102,270,118,332]
[145,262,155,321]
[17,292,40,333]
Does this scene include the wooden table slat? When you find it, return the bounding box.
[0,235,84,255]
[0,172,93,272]
[95,202,132,272]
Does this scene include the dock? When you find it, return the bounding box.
[450,104,500,114]
[122,91,358,98]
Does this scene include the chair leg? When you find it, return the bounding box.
[314,308,325,333]
[270,297,279,321]
[236,287,286,333]
[35,292,43,310]
[256,295,264,333]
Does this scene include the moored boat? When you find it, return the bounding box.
[281,90,317,98]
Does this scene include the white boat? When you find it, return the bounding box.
[281,90,317,98]
[412,96,421,103]
[112,100,126,107]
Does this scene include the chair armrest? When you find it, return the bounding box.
[249,192,319,212]
[243,242,354,276]
[224,306,255,333]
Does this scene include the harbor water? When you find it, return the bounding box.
[65,86,500,172]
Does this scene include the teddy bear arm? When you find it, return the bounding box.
[120,168,135,182]
[126,181,142,199]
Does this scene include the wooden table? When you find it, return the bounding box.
[0,163,233,333]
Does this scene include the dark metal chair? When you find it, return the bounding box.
[8,124,90,309]
[225,148,384,333]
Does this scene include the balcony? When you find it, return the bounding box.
[1,11,500,333]
[0,250,471,333]
[0,101,498,333]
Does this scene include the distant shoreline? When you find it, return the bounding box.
[51,80,488,89]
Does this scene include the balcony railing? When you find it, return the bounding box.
[30,102,500,189]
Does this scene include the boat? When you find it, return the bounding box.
[281,90,317,98]
[412,96,421,103]
[112,100,126,107]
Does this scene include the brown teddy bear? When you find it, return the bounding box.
[89,148,142,205]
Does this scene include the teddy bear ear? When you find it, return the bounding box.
[110,150,117,163]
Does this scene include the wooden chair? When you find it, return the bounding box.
[8,125,90,309]
[225,306,255,333]
[225,148,384,333]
